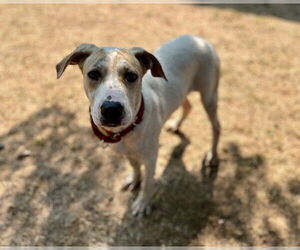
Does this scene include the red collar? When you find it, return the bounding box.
[90,95,144,143]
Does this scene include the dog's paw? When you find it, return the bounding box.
[165,119,180,133]
[131,193,152,217]
[121,175,141,192]
[201,152,219,180]
[202,151,219,169]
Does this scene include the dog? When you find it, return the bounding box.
[56,35,221,217]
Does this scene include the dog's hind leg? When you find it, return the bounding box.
[200,90,221,168]
[166,98,192,133]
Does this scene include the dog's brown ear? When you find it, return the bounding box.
[56,43,97,79]
[130,47,167,81]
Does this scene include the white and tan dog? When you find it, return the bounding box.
[56,35,221,217]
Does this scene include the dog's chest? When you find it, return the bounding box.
[111,141,128,155]
[110,135,142,158]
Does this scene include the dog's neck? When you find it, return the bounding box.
[90,94,144,143]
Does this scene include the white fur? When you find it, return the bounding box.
[110,35,221,216]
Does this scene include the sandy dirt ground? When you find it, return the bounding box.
[0,4,299,246]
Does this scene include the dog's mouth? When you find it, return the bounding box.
[101,122,122,128]
[99,121,131,134]
[99,118,130,131]
[100,117,125,127]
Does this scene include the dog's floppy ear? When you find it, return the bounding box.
[130,47,167,81]
[56,43,97,79]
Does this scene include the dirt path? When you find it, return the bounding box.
[0,4,299,246]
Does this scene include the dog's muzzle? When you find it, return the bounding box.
[100,101,125,127]
[90,95,144,143]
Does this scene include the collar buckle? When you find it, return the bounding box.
[112,133,121,139]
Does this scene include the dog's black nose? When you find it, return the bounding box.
[101,101,124,126]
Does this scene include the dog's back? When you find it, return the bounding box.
[142,34,220,123]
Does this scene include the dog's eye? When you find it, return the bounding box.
[124,72,138,83]
[87,70,101,80]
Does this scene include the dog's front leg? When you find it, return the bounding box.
[122,157,142,192]
[131,146,158,217]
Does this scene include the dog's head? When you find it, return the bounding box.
[56,44,167,132]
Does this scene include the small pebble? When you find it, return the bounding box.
[17,150,32,160]
[218,219,225,225]
[0,143,4,151]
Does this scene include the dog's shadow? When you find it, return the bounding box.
[2,106,297,246]
[0,106,122,245]
[112,131,218,246]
